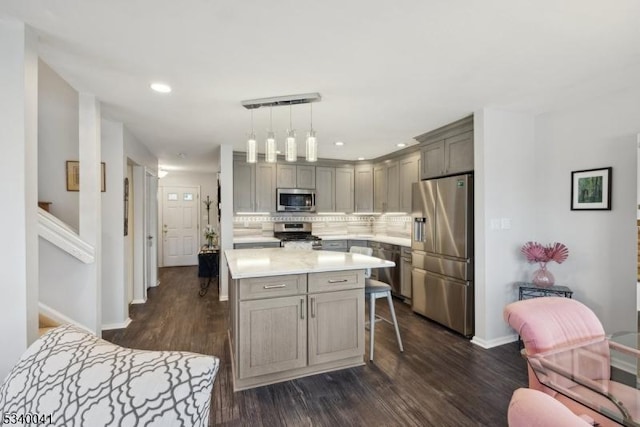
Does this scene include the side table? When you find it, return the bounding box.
[517,282,573,300]
[198,247,219,297]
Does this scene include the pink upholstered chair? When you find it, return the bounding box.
[504,297,640,426]
[508,388,592,426]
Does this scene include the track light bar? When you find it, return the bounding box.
[241,92,321,110]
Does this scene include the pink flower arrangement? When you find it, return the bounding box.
[521,241,569,266]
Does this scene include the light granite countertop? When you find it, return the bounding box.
[225,248,395,279]
[233,236,281,244]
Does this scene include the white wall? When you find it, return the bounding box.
[101,119,127,328]
[473,109,537,347]
[219,145,233,301]
[159,170,218,257]
[534,88,640,335]
[0,19,38,378]
[123,128,157,303]
[38,60,79,229]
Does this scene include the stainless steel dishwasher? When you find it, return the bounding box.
[370,242,400,295]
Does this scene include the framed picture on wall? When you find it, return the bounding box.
[571,167,612,210]
[66,161,106,192]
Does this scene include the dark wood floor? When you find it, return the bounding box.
[103,266,528,426]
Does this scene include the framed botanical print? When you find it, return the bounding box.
[571,167,612,210]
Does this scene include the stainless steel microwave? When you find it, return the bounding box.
[276,188,316,212]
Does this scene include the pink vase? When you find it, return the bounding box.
[532,264,555,287]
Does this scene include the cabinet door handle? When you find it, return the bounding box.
[311,297,316,318]
[328,279,348,283]
[301,299,305,319]
[263,284,287,289]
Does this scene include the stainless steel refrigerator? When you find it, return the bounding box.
[411,174,473,337]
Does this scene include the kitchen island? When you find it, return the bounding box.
[225,247,394,391]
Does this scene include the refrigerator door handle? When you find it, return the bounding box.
[413,218,426,243]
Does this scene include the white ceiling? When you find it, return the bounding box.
[2,1,639,172]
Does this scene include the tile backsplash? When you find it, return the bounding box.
[233,215,411,238]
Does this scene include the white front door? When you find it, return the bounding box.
[162,186,199,266]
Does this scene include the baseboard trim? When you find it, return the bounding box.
[38,302,93,334]
[219,295,229,302]
[102,317,132,331]
[471,334,518,349]
[130,299,146,305]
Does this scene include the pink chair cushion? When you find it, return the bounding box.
[504,297,605,355]
[508,388,592,426]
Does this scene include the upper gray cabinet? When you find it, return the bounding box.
[417,116,474,180]
[297,165,316,189]
[276,164,316,189]
[315,167,335,212]
[255,163,277,212]
[233,159,255,212]
[335,167,354,213]
[399,153,420,213]
[354,164,373,213]
[373,160,401,213]
[373,163,387,212]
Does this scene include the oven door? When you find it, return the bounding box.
[277,188,316,212]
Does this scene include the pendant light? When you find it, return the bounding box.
[285,105,297,162]
[246,109,257,163]
[265,107,277,163]
[306,102,317,162]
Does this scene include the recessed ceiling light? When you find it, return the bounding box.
[150,82,172,93]
[397,143,407,147]
[335,141,344,146]
[357,157,365,161]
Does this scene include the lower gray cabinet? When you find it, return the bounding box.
[322,240,347,252]
[234,242,281,249]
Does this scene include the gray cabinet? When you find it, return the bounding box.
[233,159,255,212]
[335,167,354,213]
[399,154,420,213]
[255,163,277,212]
[315,167,335,212]
[297,165,316,189]
[321,240,347,252]
[420,131,473,179]
[373,161,400,213]
[276,164,297,188]
[386,160,399,212]
[234,241,281,249]
[308,288,364,366]
[277,164,316,189]
[354,164,373,213]
[444,131,474,176]
[230,270,365,390]
[373,163,387,212]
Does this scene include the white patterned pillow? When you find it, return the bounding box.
[0,324,219,427]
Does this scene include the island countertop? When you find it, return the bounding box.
[225,247,395,279]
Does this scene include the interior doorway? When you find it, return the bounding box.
[161,186,200,266]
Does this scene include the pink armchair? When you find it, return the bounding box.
[508,388,592,426]
[504,297,638,426]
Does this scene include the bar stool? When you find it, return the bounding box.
[349,246,404,362]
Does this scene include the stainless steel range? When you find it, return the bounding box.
[274,222,322,250]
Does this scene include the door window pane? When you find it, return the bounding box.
[183,193,193,201]
[167,193,178,201]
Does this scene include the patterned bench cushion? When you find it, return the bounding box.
[0,324,219,426]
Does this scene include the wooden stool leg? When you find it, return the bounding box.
[369,292,375,362]
[386,292,404,352]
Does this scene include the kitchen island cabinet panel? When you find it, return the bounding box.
[308,289,364,366]
[239,295,307,379]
